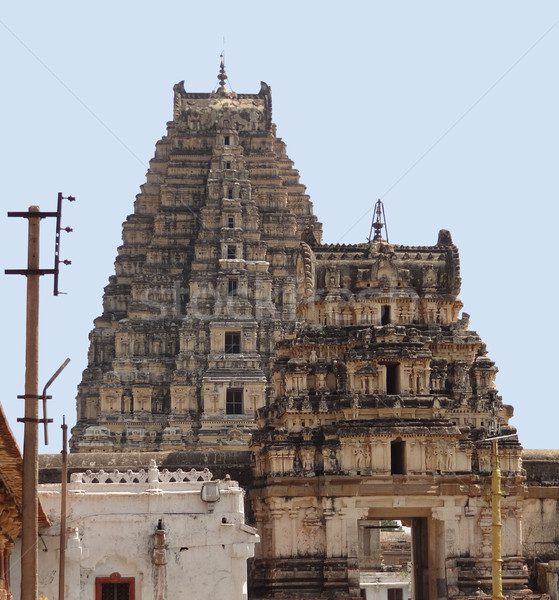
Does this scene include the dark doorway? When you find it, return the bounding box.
[381,305,391,325]
[386,363,399,394]
[391,439,405,475]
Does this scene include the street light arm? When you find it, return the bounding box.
[41,358,71,445]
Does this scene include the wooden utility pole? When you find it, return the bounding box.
[21,205,41,600]
[5,194,74,600]
[59,416,68,600]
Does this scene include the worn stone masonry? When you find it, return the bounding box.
[249,229,534,600]
[68,64,555,599]
[71,63,321,452]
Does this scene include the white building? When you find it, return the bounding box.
[11,461,258,600]
[360,572,412,600]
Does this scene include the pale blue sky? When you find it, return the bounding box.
[1,2,557,452]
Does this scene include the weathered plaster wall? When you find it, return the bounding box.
[10,464,258,600]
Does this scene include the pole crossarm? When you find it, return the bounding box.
[7,211,58,218]
[5,269,57,276]
[5,192,75,295]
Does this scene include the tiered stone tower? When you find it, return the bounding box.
[69,67,544,600]
[70,63,321,452]
[249,210,525,599]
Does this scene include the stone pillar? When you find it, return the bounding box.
[430,511,449,600]
[359,521,382,569]
[513,506,523,557]
[323,500,335,559]
[345,514,359,565]
[368,439,377,472]
[231,540,255,600]
[380,440,390,473]
[478,506,492,558]
[65,527,83,600]
[436,505,462,557]
[288,508,299,557]
[335,500,348,558]
[464,503,477,560]
[261,519,273,558]
[270,509,284,556]
[407,439,419,473]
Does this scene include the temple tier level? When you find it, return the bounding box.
[69,68,546,599]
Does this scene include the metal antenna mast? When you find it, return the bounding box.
[367,199,389,243]
[5,192,74,600]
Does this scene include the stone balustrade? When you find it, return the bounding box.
[70,460,213,484]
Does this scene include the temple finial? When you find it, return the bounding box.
[217,53,228,92]
[368,199,389,243]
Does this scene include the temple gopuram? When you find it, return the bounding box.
[65,63,559,599]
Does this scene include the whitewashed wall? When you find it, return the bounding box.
[360,571,412,600]
[10,462,258,600]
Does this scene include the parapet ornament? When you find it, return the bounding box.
[70,463,213,484]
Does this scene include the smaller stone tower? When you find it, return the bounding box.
[250,214,524,599]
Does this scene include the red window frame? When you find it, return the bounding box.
[95,572,135,600]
